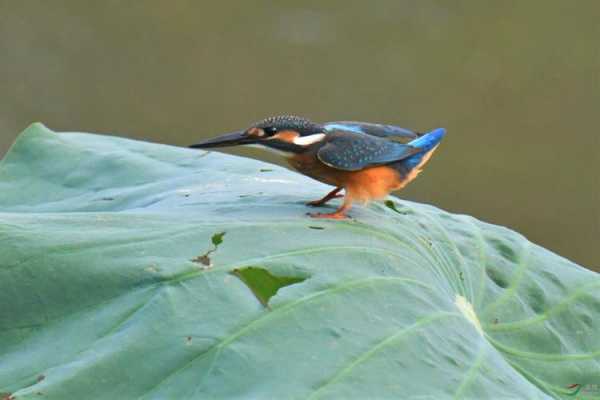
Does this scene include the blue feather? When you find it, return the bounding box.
[402,128,446,169]
[317,131,418,171]
[324,122,418,140]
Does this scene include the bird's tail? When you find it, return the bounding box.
[403,128,446,170]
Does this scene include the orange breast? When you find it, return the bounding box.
[342,166,405,203]
[289,146,440,204]
[287,154,405,203]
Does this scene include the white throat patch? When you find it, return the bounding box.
[293,133,326,146]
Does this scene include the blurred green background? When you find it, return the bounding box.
[0,1,598,270]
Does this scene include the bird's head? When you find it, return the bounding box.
[190,115,326,155]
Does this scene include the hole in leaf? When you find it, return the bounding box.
[231,267,307,309]
[384,200,411,215]
[191,232,226,268]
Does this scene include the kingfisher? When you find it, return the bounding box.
[190,116,445,219]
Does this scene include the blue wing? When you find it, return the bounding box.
[402,128,446,170]
[323,121,419,142]
[317,130,420,171]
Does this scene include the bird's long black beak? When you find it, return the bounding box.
[189,131,257,149]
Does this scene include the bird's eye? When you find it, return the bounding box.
[263,127,277,136]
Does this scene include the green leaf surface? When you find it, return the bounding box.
[0,124,599,399]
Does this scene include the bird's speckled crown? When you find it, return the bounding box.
[252,115,323,136]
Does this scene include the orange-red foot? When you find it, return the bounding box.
[307,212,349,220]
[306,194,344,207]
